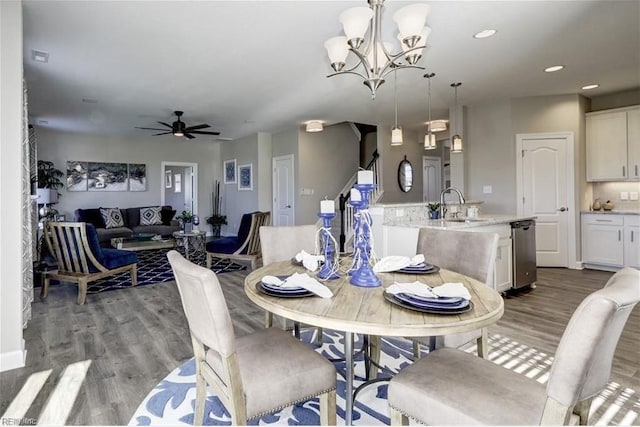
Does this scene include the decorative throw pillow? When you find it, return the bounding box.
[161,209,177,226]
[140,206,162,226]
[100,207,125,229]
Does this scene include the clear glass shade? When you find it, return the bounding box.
[324,36,349,65]
[424,133,436,149]
[339,7,373,42]
[393,4,430,45]
[391,126,404,145]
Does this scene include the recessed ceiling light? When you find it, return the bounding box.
[582,84,600,90]
[544,65,564,72]
[31,49,49,63]
[305,120,324,133]
[473,29,497,39]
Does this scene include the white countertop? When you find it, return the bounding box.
[384,214,536,229]
[581,210,639,215]
[372,200,485,208]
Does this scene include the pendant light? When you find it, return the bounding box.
[424,72,436,150]
[450,82,463,153]
[391,68,403,146]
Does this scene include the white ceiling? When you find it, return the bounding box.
[22,0,640,141]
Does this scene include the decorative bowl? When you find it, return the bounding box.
[132,232,155,241]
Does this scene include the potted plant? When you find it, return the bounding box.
[427,202,441,220]
[206,214,227,238]
[36,160,64,194]
[178,210,194,232]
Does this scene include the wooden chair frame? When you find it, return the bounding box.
[41,221,137,304]
[206,212,271,271]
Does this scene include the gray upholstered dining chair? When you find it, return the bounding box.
[388,267,640,426]
[412,227,500,358]
[259,225,320,338]
[167,250,336,425]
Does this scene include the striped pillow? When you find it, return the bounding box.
[100,208,124,229]
[140,206,162,226]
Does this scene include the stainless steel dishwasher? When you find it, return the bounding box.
[511,220,537,289]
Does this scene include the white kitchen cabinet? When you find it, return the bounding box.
[465,224,513,293]
[582,214,624,268]
[627,109,640,179]
[586,106,640,181]
[624,215,640,269]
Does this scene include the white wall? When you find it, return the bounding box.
[36,128,220,226]
[297,123,359,224]
[1,0,26,372]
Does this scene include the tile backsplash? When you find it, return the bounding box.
[591,182,640,211]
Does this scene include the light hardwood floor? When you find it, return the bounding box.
[0,267,637,425]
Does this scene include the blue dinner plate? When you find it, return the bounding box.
[256,282,313,298]
[394,293,470,310]
[396,264,440,275]
[397,293,464,305]
[384,292,473,315]
[261,281,306,293]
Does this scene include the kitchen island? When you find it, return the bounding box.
[370,207,536,293]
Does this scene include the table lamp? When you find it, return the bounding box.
[37,188,58,220]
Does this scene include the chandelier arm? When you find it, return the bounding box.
[379,64,425,80]
[326,69,369,80]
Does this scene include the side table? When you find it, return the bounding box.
[172,230,207,264]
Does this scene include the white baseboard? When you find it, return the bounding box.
[0,346,26,372]
[574,261,584,270]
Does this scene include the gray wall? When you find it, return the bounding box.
[164,165,190,213]
[297,122,359,224]
[219,133,260,233]
[35,128,220,224]
[377,126,425,204]
[589,88,640,111]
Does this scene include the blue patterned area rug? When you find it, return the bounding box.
[128,330,636,426]
[85,248,245,294]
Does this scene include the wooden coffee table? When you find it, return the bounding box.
[111,236,175,251]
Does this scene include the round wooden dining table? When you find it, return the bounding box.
[244,260,504,425]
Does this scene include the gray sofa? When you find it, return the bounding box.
[74,205,181,246]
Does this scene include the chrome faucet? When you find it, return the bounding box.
[440,186,466,219]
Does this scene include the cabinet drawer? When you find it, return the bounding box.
[582,214,624,226]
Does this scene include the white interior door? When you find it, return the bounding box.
[422,156,442,202]
[519,136,570,267]
[272,155,294,226]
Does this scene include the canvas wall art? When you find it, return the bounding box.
[238,163,253,191]
[128,163,147,191]
[88,162,128,191]
[66,160,88,191]
[224,159,236,184]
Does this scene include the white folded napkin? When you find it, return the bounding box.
[294,250,325,272]
[386,281,436,298]
[373,254,427,273]
[432,282,471,300]
[261,273,333,298]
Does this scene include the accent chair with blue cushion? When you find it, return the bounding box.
[42,221,138,304]
[206,211,270,271]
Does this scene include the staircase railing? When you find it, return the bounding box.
[316,150,382,252]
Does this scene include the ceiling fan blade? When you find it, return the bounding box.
[153,131,173,136]
[184,133,196,140]
[184,123,210,131]
[136,126,170,131]
[189,130,220,135]
[157,121,173,128]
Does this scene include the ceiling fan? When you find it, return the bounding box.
[136,110,220,139]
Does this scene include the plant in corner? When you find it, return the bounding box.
[427,202,441,220]
[36,160,64,194]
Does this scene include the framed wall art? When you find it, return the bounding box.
[165,170,172,188]
[224,159,237,184]
[238,163,253,191]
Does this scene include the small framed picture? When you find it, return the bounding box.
[238,163,253,191]
[224,159,237,184]
[165,170,172,188]
[55,214,66,221]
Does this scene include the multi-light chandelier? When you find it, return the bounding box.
[324,0,431,99]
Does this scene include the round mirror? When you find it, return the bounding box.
[397,156,413,192]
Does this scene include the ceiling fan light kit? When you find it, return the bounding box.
[325,0,431,99]
[135,110,220,140]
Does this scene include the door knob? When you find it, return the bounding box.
[285,205,291,208]
[557,207,568,212]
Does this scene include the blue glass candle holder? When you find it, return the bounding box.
[349,183,381,287]
[317,212,340,280]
